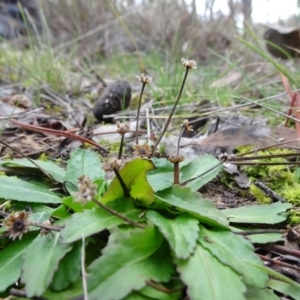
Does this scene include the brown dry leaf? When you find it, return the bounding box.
[1,94,32,109]
[1,134,46,157]
[183,126,299,148]
[209,72,242,88]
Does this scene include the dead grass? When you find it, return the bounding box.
[40,0,236,61]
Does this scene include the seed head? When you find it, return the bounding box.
[133,144,151,158]
[103,158,124,171]
[4,211,31,240]
[168,155,185,163]
[183,119,193,132]
[136,73,152,84]
[181,58,197,69]
[116,121,130,135]
[75,175,97,204]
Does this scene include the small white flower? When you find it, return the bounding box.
[181,58,197,69]
[136,73,152,84]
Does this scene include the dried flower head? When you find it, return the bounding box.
[136,73,152,84]
[183,119,193,132]
[181,58,197,69]
[116,121,130,135]
[75,175,97,204]
[133,144,152,158]
[4,211,31,240]
[168,155,185,163]
[103,158,124,171]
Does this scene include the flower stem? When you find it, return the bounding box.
[113,167,130,197]
[118,134,124,159]
[152,67,190,153]
[136,83,146,145]
[177,126,185,157]
[173,162,180,184]
[92,198,144,229]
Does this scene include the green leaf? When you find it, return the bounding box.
[147,211,199,259]
[147,158,174,192]
[147,156,223,192]
[43,279,83,300]
[51,204,70,219]
[139,284,182,300]
[223,202,292,224]
[10,202,55,215]
[0,176,62,203]
[29,211,51,223]
[267,279,300,300]
[198,226,268,288]
[0,158,65,183]
[124,292,152,300]
[245,285,279,300]
[64,149,105,193]
[0,233,36,292]
[50,241,81,291]
[180,155,223,191]
[101,158,155,205]
[21,233,72,297]
[155,185,228,227]
[87,226,173,300]
[62,195,95,213]
[175,243,246,300]
[247,233,284,244]
[60,199,142,243]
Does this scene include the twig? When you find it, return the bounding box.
[231,161,300,166]
[254,181,286,202]
[10,288,45,300]
[10,119,109,153]
[263,244,300,259]
[31,222,63,232]
[259,254,300,272]
[229,152,300,161]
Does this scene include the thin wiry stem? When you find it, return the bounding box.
[152,67,190,153]
[118,134,125,159]
[31,222,63,232]
[173,162,180,184]
[136,83,146,145]
[181,161,223,185]
[177,126,185,157]
[92,199,144,229]
[113,168,130,197]
[81,235,88,300]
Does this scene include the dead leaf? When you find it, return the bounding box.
[182,126,299,148]
[1,94,32,109]
[209,72,241,88]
